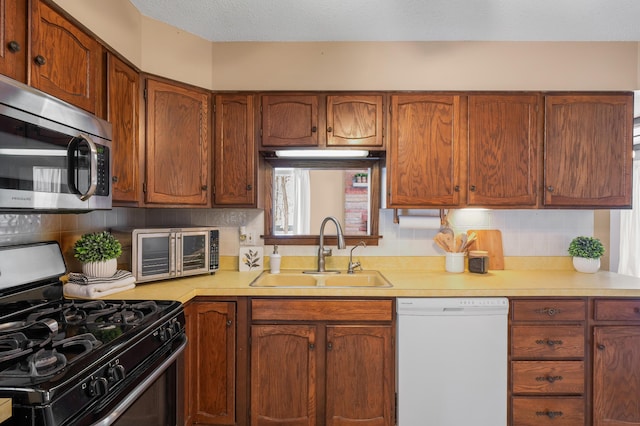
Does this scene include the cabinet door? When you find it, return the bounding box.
[326,95,383,147]
[145,78,210,205]
[31,0,102,114]
[593,326,640,426]
[388,94,461,207]
[261,95,319,147]
[183,302,196,425]
[214,94,256,206]
[0,0,27,82]
[468,94,540,206]
[325,325,394,426]
[108,54,140,204]
[251,324,317,426]
[192,302,237,425]
[544,94,632,208]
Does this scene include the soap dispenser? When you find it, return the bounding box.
[270,245,281,274]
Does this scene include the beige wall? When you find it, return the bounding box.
[52,1,638,91]
[211,42,639,91]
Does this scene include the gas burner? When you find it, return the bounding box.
[0,333,33,363]
[0,319,58,348]
[0,348,66,380]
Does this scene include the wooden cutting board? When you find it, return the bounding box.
[467,229,504,270]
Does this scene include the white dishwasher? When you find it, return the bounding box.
[397,297,509,426]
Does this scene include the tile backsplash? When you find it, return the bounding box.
[0,207,594,271]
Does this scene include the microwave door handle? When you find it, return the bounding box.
[67,135,98,201]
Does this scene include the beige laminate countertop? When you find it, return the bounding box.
[106,269,640,303]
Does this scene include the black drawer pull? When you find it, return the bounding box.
[536,375,563,383]
[535,339,563,347]
[536,410,563,419]
[535,307,561,316]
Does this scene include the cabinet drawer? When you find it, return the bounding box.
[594,299,640,321]
[512,397,584,426]
[511,326,584,358]
[251,299,393,322]
[512,361,584,395]
[512,300,586,322]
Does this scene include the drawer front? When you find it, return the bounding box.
[512,300,586,322]
[512,397,584,426]
[512,361,584,394]
[511,326,584,359]
[594,299,640,321]
[251,298,393,321]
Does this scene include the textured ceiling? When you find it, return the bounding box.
[128,0,640,42]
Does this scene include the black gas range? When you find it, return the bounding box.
[0,242,186,426]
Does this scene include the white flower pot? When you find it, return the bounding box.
[572,257,600,274]
[82,258,117,277]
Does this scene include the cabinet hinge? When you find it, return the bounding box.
[213,104,216,114]
[143,182,147,193]
[143,88,147,100]
[212,185,216,196]
[260,128,263,137]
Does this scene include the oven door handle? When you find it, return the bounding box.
[91,334,187,426]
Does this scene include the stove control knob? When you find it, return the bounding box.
[172,320,182,335]
[88,377,109,397]
[107,364,126,383]
[159,325,173,342]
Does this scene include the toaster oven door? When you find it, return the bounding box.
[177,231,211,277]
[134,232,175,283]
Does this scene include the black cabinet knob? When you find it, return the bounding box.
[246,184,253,191]
[327,127,333,132]
[8,41,20,53]
[201,185,208,191]
[311,126,317,133]
[470,185,476,192]
[547,186,554,192]
[34,55,46,66]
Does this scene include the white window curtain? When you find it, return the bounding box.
[294,169,310,234]
[618,160,640,277]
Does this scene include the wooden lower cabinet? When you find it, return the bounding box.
[184,299,248,426]
[510,299,587,426]
[592,299,640,426]
[512,397,585,426]
[250,298,394,426]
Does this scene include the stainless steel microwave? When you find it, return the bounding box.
[0,74,112,212]
[114,227,220,283]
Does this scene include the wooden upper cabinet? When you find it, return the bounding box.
[108,54,140,204]
[326,95,384,147]
[213,94,256,207]
[144,78,210,206]
[388,94,461,207]
[0,0,27,82]
[261,95,319,147]
[30,0,103,114]
[544,94,633,208]
[468,94,540,207]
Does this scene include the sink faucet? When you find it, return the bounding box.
[348,241,366,274]
[317,216,346,273]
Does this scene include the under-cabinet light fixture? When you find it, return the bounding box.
[274,149,369,158]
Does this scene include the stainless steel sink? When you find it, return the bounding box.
[249,270,392,288]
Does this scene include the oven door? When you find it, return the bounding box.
[88,334,186,426]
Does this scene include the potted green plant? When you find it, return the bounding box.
[73,231,122,277]
[568,236,605,273]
